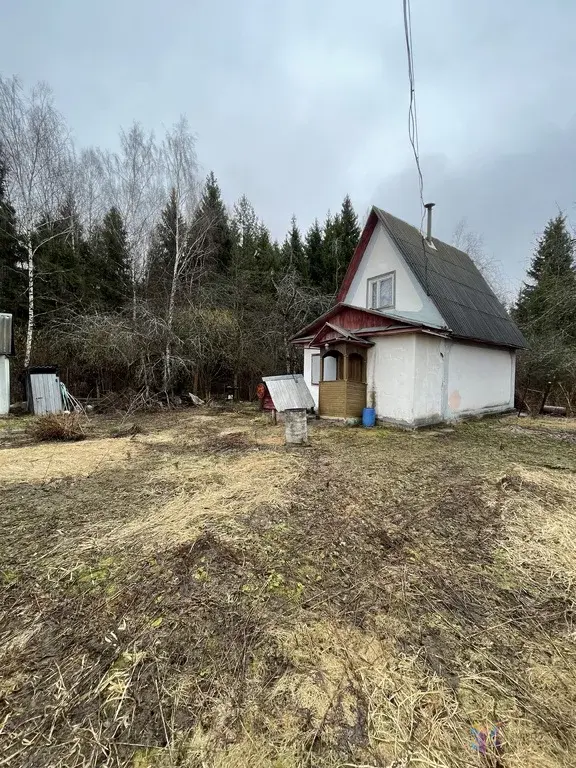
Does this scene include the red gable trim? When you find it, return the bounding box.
[336,209,378,302]
[309,322,374,348]
[291,303,400,342]
[291,302,432,343]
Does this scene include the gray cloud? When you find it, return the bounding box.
[2,0,575,291]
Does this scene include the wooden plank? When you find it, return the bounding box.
[319,380,347,416]
[345,381,366,418]
[319,380,365,418]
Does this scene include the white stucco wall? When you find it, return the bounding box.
[303,346,319,408]
[368,334,416,424]
[369,334,516,426]
[445,342,515,418]
[343,222,445,328]
[413,334,444,423]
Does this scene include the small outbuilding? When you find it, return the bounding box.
[260,374,315,415]
[0,313,14,415]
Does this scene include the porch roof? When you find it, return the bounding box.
[309,322,374,349]
[291,303,434,347]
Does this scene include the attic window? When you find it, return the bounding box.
[368,272,395,310]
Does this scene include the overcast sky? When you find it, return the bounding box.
[2,0,575,292]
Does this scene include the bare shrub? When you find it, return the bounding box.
[28,412,86,442]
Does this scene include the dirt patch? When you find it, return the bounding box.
[1,413,576,767]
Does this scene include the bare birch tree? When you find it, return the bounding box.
[452,219,512,306]
[159,117,202,390]
[0,76,72,365]
[96,123,163,316]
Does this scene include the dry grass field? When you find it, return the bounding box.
[1,406,576,767]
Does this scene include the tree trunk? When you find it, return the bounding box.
[24,236,34,368]
[163,262,178,392]
[163,210,181,393]
[538,380,553,415]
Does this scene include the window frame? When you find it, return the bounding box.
[310,353,321,385]
[367,271,396,311]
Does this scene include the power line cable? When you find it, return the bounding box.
[402,0,424,217]
[402,0,430,291]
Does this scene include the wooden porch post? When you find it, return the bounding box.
[320,355,324,383]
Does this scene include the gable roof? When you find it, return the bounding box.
[337,207,527,349]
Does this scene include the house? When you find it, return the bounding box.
[292,206,527,427]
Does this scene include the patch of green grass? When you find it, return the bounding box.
[1,568,18,585]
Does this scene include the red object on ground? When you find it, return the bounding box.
[256,382,275,411]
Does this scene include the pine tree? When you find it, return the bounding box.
[515,213,576,340]
[191,171,233,276]
[87,207,131,311]
[305,219,324,289]
[0,153,25,317]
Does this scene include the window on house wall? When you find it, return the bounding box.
[367,272,395,310]
[311,354,320,385]
[322,352,343,381]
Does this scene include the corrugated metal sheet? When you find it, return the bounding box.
[374,208,527,349]
[29,373,63,415]
[0,356,9,415]
[262,373,315,412]
[0,314,13,356]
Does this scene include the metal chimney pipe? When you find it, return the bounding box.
[424,202,435,243]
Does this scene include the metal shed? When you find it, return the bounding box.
[25,366,63,415]
[261,374,315,412]
[0,314,14,356]
[0,314,13,414]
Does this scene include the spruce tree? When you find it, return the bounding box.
[338,195,361,266]
[528,214,574,280]
[191,171,233,275]
[320,197,360,294]
[305,219,324,289]
[87,206,131,311]
[229,195,259,274]
[0,153,25,317]
[147,189,186,306]
[35,194,88,319]
[321,211,341,294]
[281,216,307,281]
[515,213,576,340]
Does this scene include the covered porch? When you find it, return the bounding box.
[317,338,371,419]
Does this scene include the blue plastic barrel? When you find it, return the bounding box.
[362,407,376,428]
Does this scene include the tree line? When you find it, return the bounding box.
[1,76,575,411]
[0,77,360,400]
[513,214,576,413]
